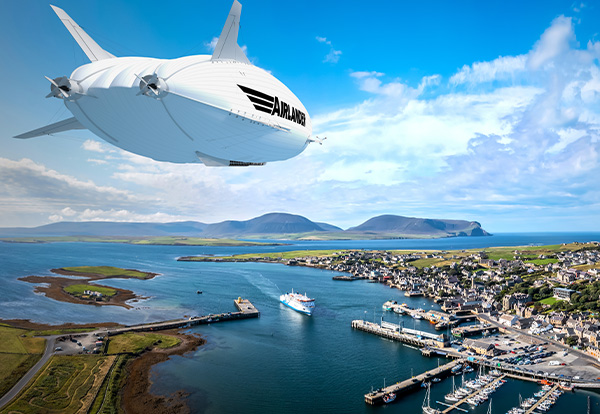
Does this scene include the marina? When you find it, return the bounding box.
[1,237,600,413]
[439,374,506,413]
[524,384,559,414]
[364,359,464,405]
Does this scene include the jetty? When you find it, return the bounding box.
[352,320,449,347]
[524,384,559,414]
[451,323,498,337]
[364,359,464,405]
[106,297,259,336]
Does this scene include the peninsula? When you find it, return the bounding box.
[19,266,157,309]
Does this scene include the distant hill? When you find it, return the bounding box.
[201,213,331,236]
[347,215,490,237]
[0,213,489,239]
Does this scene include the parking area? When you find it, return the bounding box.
[53,332,105,355]
[467,333,600,381]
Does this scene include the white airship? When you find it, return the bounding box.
[16,1,319,166]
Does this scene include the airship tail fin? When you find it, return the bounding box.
[50,5,115,62]
[14,117,86,139]
[211,1,250,64]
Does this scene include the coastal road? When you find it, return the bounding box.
[0,335,57,409]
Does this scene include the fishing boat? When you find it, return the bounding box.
[383,392,396,404]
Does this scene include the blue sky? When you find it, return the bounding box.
[1,0,600,232]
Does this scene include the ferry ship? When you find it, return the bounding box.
[280,289,315,316]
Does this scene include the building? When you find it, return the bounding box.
[464,339,496,356]
[502,293,531,311]
[553,287,575,302]
[499,314,519,327]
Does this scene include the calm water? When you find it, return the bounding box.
[1,233,600,413]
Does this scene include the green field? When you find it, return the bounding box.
[0,326,46,398]
[184,249,345,261]
[539,297,558,305]
[61,266,149,279]
[525,258,559,265]
[1,355,112,413]
[28,327,94,337]
[64,284,117,297]
[88,354,129,414]
[106,332,181,355]
[409,257,457,269]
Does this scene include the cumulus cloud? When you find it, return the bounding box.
[82,139,108,153]
[450,55,527,85]
[205,36,219,52]
[528,16,575,70]
[312,15,600,229]
[316,36,342,63]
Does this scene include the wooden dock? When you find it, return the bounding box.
[524,384,559,414]
[106,298,259,336]
[440,374,506,413]
[364,359,464,405]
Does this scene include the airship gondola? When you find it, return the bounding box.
[15,1,318,166]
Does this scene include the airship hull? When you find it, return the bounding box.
[65,55,311,164]
[16,2,315,166]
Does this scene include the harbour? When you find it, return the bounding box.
[1,237,600,413]
[364,359,463,405]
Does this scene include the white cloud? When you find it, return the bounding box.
[316,36,342,63]
[450,55,527,85]
[87,158,108,165]
[205,36,219,52]
[82,139,108,153]
[528,16,575,70]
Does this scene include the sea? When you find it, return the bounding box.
[1,232,600,413]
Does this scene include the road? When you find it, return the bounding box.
[0,335,57,409]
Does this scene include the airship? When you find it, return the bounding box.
[16,1,318,166]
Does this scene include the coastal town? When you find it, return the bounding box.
[187,242,600,365]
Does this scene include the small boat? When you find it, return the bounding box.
[559,381,573,391]
[432,377,441,383]
[383,392,396,404]
[196,290,202,294]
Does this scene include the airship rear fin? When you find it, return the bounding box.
[211,1,250,64]
[14,117,86,139]
[50,5,115,62]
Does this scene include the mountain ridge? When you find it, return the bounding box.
[0,213,490,239]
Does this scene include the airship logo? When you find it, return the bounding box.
[238,85,306,127]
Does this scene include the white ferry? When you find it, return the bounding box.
[280,289,315,316]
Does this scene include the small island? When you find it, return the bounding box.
[19,266,157,309]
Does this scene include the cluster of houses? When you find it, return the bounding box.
[82,289,104,301]
[283,242,600,359]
